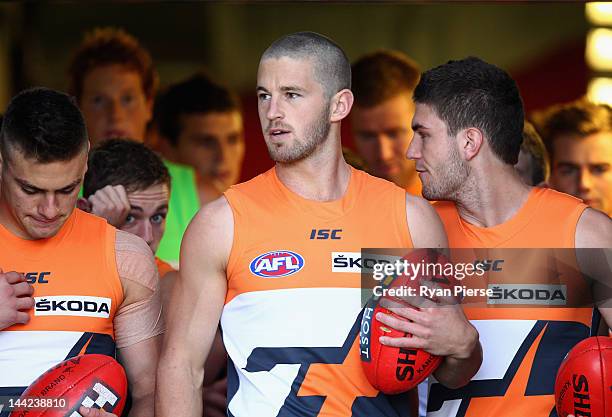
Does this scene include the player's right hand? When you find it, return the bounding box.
[0,269,34,330]
[87,185,131,228]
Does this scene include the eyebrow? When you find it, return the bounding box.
[280,86,306,93]
[556,162,611,168]
[412,123,428,131]
[129,204,169,212]
[15,177,81,192]
[256,86,306,93]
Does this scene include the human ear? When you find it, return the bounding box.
[329,89,354,123]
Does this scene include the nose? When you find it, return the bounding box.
[215,140,227,165]
[406,134,421,161]
[377,136,394,162]
[136,221,154,248]
[107,98,125,122]
[38,194,59,219]
[577,168,593,193]
[265,96,283,121]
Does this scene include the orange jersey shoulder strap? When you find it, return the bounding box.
[434,188,587,248]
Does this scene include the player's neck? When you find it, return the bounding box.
[454,167,533,228]
[275,139,351,202]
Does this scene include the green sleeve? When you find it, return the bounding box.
[155,160,200,264]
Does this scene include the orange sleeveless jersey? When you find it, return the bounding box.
[155,257,175,278]
[428,188,593,417]
[222,166,414,417]
[0,209,122,404]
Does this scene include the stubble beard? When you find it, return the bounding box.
[267,104,331,164]
[421,143,470,201]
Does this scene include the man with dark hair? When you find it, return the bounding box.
[157,32,481,417]
[68,27,157,145]
[534,98,612,216]
[351,50,422,194]
[154,73,245,264]
[0,88,162,417]
[79,139,172,275]
[515,121,550,186]
[396,57,612,417]
[156,73,245,199]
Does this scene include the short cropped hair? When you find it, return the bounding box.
[261,31,351,97]
[155,72,241,146]
[68,27,158,101]
[533,98,612,160]
[83,138,170,198]
[414,57,525,165]
[521,121,550,185]
[352,50,420,108]
[1,87,88,163]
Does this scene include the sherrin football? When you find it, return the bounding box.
[360,249,458,394]
[10,354,127,417]
[554,336,612,417]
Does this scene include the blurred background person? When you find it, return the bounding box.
[154,73,245,264]
[534,98,612,216]
[156,73,245,202]
[351,50,422,195]
[67,27,157,146]
[515,121,550,186]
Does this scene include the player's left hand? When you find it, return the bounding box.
[78,406,117,417]
[376,284,478,359]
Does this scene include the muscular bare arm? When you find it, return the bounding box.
[114,231,164,417]
[575,208,612,329]
[406,194,448,249]
[156,196,233,417]
[159,269,229,417]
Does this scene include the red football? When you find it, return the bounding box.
[10,354,127,417]
[360,249,457,394]
[361,304,442,394]
[555,336,612,417]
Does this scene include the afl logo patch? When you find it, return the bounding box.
[250,250,305,278]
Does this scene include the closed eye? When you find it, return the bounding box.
[57,186,77,195]
[21,187,38,195]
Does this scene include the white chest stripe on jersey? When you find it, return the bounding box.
[0,331,85,387]
[221,287,363,417]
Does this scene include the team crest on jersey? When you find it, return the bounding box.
[250,250,305,278]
